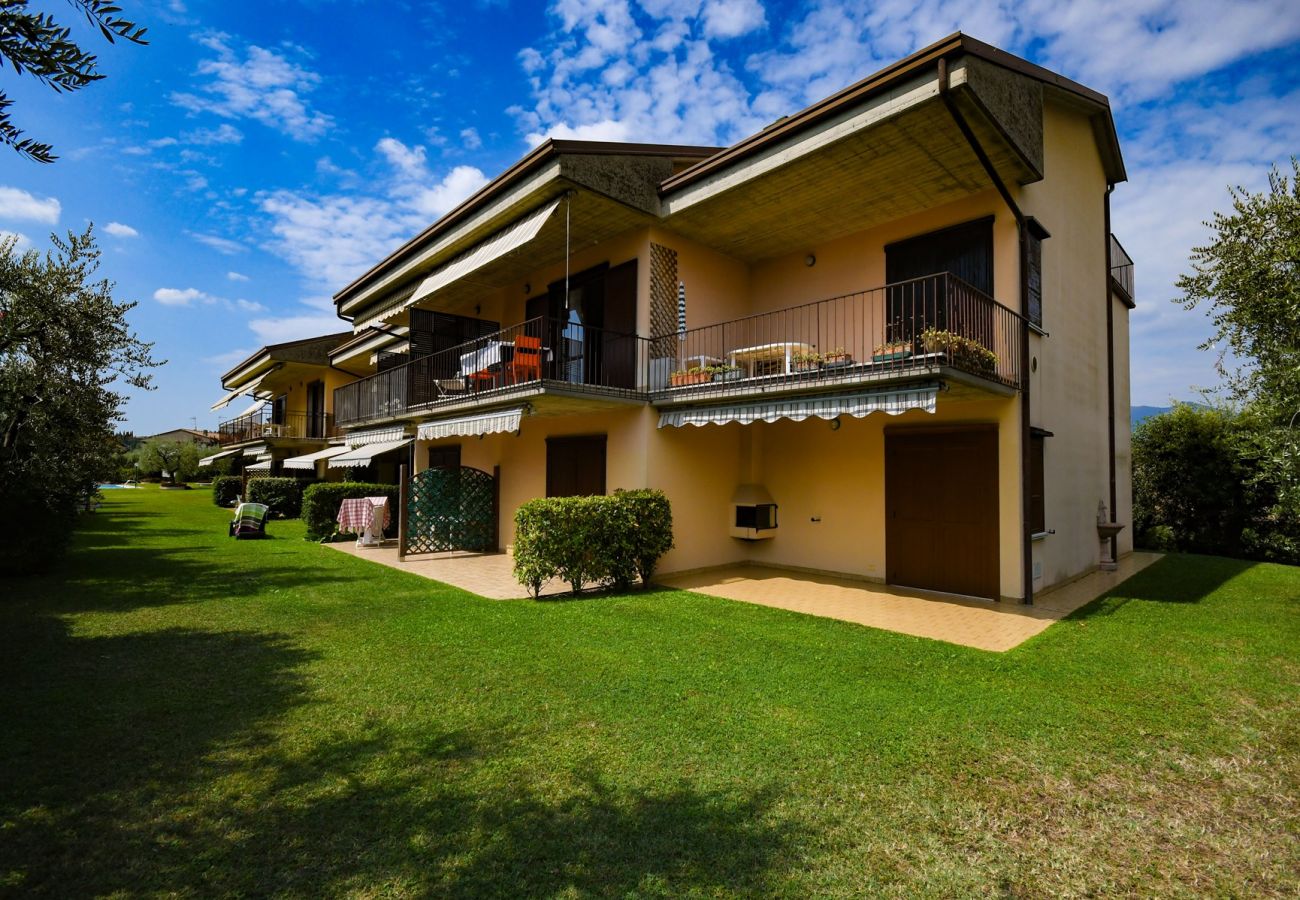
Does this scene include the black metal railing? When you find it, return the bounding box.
[1109,233,1134,300]
[217,409,337,445]
[334,316,651,426]
[659,273,1023,396]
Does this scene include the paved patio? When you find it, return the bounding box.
[325,539,1160,652]
[659,552,1162,651]
[324,541,534,599]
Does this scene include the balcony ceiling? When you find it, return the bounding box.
[661,88,1036,264]
[379,189,652,327]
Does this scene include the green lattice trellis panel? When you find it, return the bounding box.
[405,466,496,554]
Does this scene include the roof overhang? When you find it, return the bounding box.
[334,141,721,321]
[661,32,1123,200]
[220,332,351,389]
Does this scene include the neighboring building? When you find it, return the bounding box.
[202,332,354,477]
[216,33,1136,603]
[135,428,220,447]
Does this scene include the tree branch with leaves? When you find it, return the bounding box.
[0,0,147,163]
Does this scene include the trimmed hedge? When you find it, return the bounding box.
[212,476,243,507]
[301,482,401,540]
[513,489,674,597]
[247,477,316,519]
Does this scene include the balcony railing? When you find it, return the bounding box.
[1109,233,1134,300]
[334,316,651,427]
[659,273,1023,398]
[217,409,337,446]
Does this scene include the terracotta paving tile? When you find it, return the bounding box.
[324,539,1160,652]
[659,553,1162,652]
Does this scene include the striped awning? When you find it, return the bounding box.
[246,460,272,473]
[355,199,562,330]
[328,437,413,469]
[417,406,524,441]
[198,448,240,466]
[657,385,939,428]
[242,444,269,457]
[345,426,409,447]
[210,370,272,411]
[281,445,352,471]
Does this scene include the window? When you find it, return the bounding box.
[884,217,994,344]
[1030,429,1048,535]
[546,435,606,497]
[427,444,461,470]
[1026,218,1050,328]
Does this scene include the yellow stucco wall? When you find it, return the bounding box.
[1018,97,1120,588]
[389,96,1129,600]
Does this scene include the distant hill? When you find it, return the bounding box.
[1131,405,1171,428]
[1131,403,1210,428]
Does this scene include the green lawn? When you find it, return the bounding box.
[2,487,1297,897]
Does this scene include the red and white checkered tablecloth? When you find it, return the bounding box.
[337,496,390,533]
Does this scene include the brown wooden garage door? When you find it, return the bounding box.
[885,427,999,600]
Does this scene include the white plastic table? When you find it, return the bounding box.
[728,342,814,376]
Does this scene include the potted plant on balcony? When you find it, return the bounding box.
[919,328,998,375]
[670,366,712,387]
[792,350,822,373]
[872,340,913,363]
[709,363,743,382]
[821,346,854,368]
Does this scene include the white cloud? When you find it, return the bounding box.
[1,230,33,252]
[104,222,140,238]
[188,232,247,255]
[514,3,766,146]
[227,271,250,282]
[0,186,61,224]
[181,123,244,145]
[234,298,266,312]
[701,0,766,39]
[257,139,487,290]
[459,127,483,149]
[248,313,345,344]
[204,347,253,369]
[154,287,209,306]
[171,34,334,141]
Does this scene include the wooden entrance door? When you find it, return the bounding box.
[885,427,999,600]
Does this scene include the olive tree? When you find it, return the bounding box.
[0,227,162,573]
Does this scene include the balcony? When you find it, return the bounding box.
[333,274,1023,428]
[217,409,338,446]
[655,273,1023,405]
[1109,234,1134,302]
[333,317,651,427]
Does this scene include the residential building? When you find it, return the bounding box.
[223,34,1136,603]
[203,332,354,477]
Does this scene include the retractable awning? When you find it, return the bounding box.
[234,398,269,418]
[417,406,525,441]
[246,460,272,473]
[198,447,240,467]
[345,426,409,446]
[657,385,939,428]
[328,437,413,469]
[210,370,272,411]
[281,445,352,470]
[355,198,562,330]
[243,444,269,457]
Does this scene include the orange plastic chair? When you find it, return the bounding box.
[510,334,542,384]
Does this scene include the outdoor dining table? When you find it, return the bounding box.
[337,496,390,547]
[728,341,814,376]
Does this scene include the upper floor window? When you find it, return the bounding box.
[1026,218,1050,329]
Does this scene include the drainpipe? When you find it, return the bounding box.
[937,58,1034,605]
[1104,185,1118,564]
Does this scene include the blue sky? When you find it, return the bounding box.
[2,0,1298,435]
